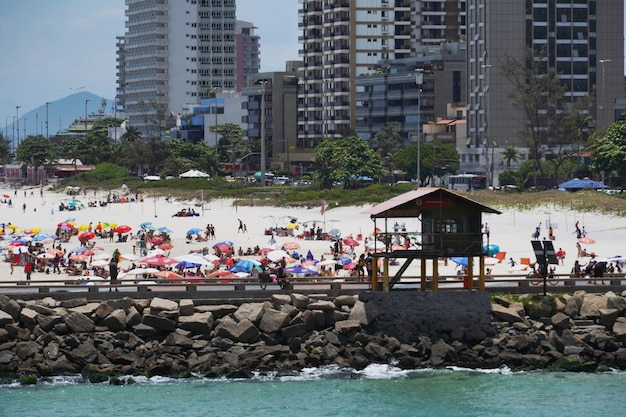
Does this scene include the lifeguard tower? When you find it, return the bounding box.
[362,187,501,291]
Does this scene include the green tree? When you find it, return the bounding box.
[16,135,55,184]
[500,47,568,183]
[394,141,459,186]
[58,136,85,175]
[210,123,251,162]
[500,145,520,171]
[313,136,386,189]
[590,117,626,183]
[370,121,404,181]
[0,133,13,164]
[121,125,142,142]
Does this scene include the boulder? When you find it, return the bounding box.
[335,295,357,308]
[234,303,265,324]
[348,300,368,325]
[19,308,39,326]
[0,310,13,327]
[178,312,214,334]
[259,309,290,334]
[179,299,195,316]
[272,294,292,305]
[580,295,607,318]
[101,309,127,332]
[599,308,620,328]
[551,312,571,330]
[429,339,455,366]
[215,317,259,343]
[59,298,88,308]
[308,300,335,311]
[607,296,626,312]
[165,332,194,348]
[142,314,176,333]
[290,293,309,310]
[195,304,238,318]
[37,315,61,332]
[613,318,626,341]
[335,320,361,334]
[149,297,179,313]
[64,312,95,333]
[2,299,21,320]
[69,303,100,316]
[491,303,523,323]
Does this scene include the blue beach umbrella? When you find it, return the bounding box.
[450,257,468,267]
[70,247,87,254]
[178,260,201,269]
[32,233,49,242]
[139,221,153,229]
[158,227,173,234]
[483,244,500,256]
[187,227,202,235]
[230,260,260,273]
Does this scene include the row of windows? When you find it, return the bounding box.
[198,11,235,19]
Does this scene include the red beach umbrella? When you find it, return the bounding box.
[342,237,360,247]
[115,225,132,234]
[158,242,174,250]
[150,236,164,244]
[139,254,180,267]
[78,231,95,241]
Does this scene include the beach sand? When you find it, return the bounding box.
[1,187,624,283]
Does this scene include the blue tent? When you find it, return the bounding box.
[558,178,608,191]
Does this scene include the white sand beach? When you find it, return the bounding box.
[0,186,624,283]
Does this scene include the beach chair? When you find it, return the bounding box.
[495,251,506,263]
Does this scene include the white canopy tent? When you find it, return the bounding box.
[179,169,210,179]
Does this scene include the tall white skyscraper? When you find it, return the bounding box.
[121,0,238,137]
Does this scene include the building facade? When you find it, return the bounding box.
[297,0,466,156]
[121,0,240,137]
[465,0,624,181]
[235,21,260,91]
[242,72,298,170]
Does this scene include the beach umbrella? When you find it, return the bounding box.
[125,267,160,275]
[578,237,596,244]
[340,256,352,265]
[150,236,164,244]
[115,225,132,234]
[306,250,315,261]
[69,253,89,262]
[157,227,173,234]
[78,231,95,241]
[92,253,111,261]
[343,262,358,271]
[91,259,110,267]
[41,237,55,245]
[207,269,233,278]
[139,254,180,267]
[32,233,49,242]
[267,249,289,262]
[175,254,213,267]
[2,194,9,198]
[343,237,360,247]
[282,241,300,250]
[155,270,185,280]
[178,260,202,269]
[285,264,317,275]
[139,221,153,228]
[69,246,87,254]
[328,228,341,238]
[186,227,202,235]
[37,253,55,259]
[46,248,64,257]
[230,260,260,273]
[316,259,338,267]
[451,257,468,267]
[77,223,90,231]
[158,242,174,250]
[215,240,234,246]
[203,254,220,262]
[57,221,72,228]
[286,223,299,230]
[483,244,500,256]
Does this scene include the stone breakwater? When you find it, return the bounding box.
[1,290,626,381]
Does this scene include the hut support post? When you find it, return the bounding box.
[432,257,439,291]
[371,257,378,291]
[420,258,427,291]
[479,256,485,290]
[383,258,389,292]
[467,257,474,290]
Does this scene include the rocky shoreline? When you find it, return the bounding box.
[1,290,626,384]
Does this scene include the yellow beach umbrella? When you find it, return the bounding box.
[77,223,90,231]
[29,227,42,234]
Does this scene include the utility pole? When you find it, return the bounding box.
[415,69,423,187]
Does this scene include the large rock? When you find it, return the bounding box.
[2,299,21,320]
[0,310,13,327]
[101,309,127,332]
[142,314,176,333]
[308,300,335,311]
[613,317,626,341]
[195,304,238,318]
[348,300,368,325]
[290,293,309,310]
[149,297,179,313]
[551,312,571,330]
[259,309,290,334]
[178,312,214,334]
[234,303,265,324]
[335,295,357,308]
[492,303,524,323]
[64,312,95,333]
[335,320,361,334]
[19,308,39,325]
[580,295,607,318]
[215,317,259,343]
[179,299,195,316]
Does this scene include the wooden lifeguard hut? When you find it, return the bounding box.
[362,187,501,291]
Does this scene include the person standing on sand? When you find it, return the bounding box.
[109,249,121,292]
[238,219,244,233]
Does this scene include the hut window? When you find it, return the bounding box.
[435,219,462,233]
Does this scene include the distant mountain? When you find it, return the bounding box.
[5,92,115,141]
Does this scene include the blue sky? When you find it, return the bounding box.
[0,0,299,129]
[0,1,623,132]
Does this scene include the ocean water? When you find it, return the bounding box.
[1,365,624,417]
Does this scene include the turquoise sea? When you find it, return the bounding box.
[1,365,624,417]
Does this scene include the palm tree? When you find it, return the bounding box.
[500,145,520,171]
[371,122,404,180]
[121,125,142,142]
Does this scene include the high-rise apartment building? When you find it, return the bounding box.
[236,21,260,92]
[297,0,466,154]
[121,0,238,137]
[465,0,624,178]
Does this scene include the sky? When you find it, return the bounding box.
[0,1,623,132]
[0,0,299,129]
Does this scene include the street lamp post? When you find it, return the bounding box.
[482,64,492,187]
[15,106,21,146]
[415,69,424,187]
[599,59,611,114]
[23,118,27,139]
[45,102,49,138]
[84,99,90,135]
